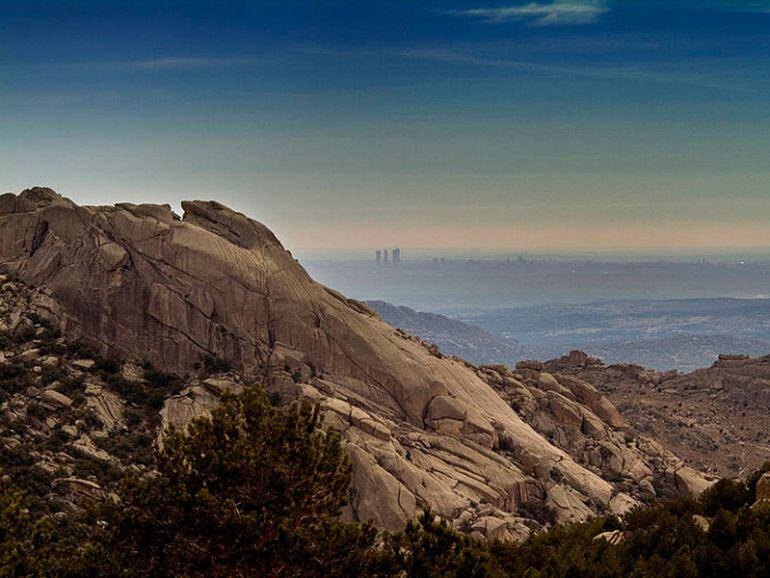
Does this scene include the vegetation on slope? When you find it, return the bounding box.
[2,383,770,577]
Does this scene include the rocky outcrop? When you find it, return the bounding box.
[549,351,770,478]
[593,530,626,545]
[0,188,710,537]
[0,277,166,514]
[755,472,770,504]
[475,362,710,510]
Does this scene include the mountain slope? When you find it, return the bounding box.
[368,300,530,367]
[0,188,709,538]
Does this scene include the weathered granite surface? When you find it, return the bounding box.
[0,188,710,537]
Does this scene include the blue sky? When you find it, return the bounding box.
[2,1,770,251]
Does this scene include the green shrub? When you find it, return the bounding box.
[381,509,500,577]
[65,341,97,360]
[700,478,749,516]
[0,361,31,399]
[95,357,121,374]
[201,353,231,376]
[0,476,52,575]
[6,381,770,577]
[86,386,379,577]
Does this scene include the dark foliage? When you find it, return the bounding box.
[201,353,232,376]
[0,475,51,577]
[3,380,770,577]
[0,360,32,400]
[95,357,121,375]
[381,509,500,577]
[104,368,183,419]
[489,463,770,578]
[85,386,381,577]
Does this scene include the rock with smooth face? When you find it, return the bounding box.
[0,188,708,538]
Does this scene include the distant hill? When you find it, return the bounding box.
[367,300,530,366]
[579,334,770,372]
[450,298,770,371]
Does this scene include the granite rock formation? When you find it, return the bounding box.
[0,188,711,538]
[548,351,770,478]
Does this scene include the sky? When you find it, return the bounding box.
[2,0,770,252]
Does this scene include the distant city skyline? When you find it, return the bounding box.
[375,247,401,265]
[298,246,770,264]
[3,1,770,251]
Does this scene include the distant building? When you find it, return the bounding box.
[392,248,400,266]
[383,249,389,265]
[376,250,382,266]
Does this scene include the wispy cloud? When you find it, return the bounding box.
[291,43,753,91]
[447,2,607,26]
[10,55,277,73]
[394,48,748,91]
[118,56,260,71]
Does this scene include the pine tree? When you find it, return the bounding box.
[0,477,50,577]
[381,509,502,577]
[88,386,380,577]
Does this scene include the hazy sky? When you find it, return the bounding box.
[2,0,770,251]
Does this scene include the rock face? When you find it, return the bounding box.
[547,352,770,478]
[475,362,710,518]
[0,188,710,536]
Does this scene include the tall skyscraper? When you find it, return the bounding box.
[383,249,389,265]
[392,248,400,265]
[376,250,382,266]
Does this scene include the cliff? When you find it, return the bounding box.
[0,188,710,538]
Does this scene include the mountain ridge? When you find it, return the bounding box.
[0,187,711,539]
[367,300,530,367]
